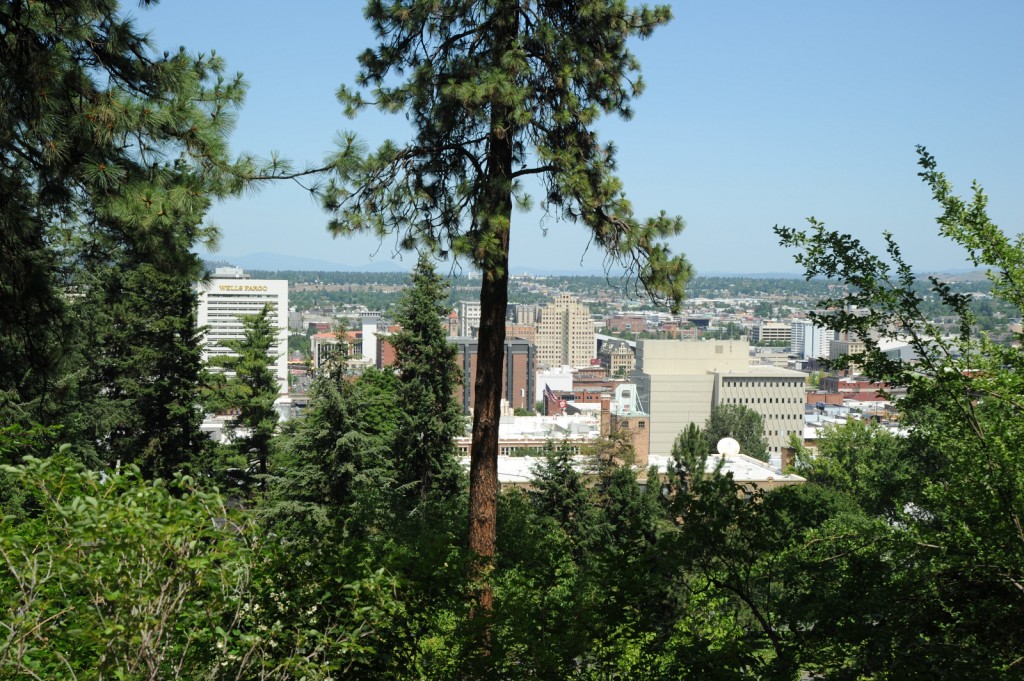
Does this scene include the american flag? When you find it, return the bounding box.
[544,383,558,406]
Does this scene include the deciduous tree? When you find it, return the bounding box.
[775,147,1024,674]
[705,404,769,462]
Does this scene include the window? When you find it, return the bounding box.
[638,421,646,428]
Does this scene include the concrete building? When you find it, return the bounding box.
[535,293,595,368]
[458,300,481,337]
[632,339,806,470]
[511,303,540,324]
[830,335,866,358]
[196,267,289,400]
[453,336,535,414]
[631,340,749,461]
[752,321,791,345]
[713,365,807,470]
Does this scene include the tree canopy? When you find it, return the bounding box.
[322,0,692,603]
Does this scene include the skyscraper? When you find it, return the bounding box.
[196,267,289,399]
[535,293,595,368]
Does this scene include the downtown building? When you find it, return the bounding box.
[452,336,535,414]
[196,267,289,408]
[535,293,595,368]
[631,339,805,471]
[790,319,836,360]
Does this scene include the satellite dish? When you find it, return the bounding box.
[717,437,741,456]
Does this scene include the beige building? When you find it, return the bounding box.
[713,366,807,469]
[598,339,636,376]
[632,339,806,471]
[535,293,595,368]
[631,340,748,461]
[752,321,792,345]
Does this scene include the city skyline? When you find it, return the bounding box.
[142,1,1023,276]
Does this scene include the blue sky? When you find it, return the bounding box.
[141,1,1023,276]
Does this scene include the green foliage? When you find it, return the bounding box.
[805,419,916,518]
[390,255,465,500]
[0,457,409,679]
[62,262,210,478]
[774,148,1024,675]
[263,367,400,545]
[327,2,691,579]
[0,0,257,476]
[205,303,281,482]
[705,404,770,462]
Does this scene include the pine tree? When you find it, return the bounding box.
[323,0,691,599]
[390,255,465,501]
[0,0,254,469]
[205,304,281,482]
[65,262,209,478]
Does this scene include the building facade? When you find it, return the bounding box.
[535,293,595,368]
[791,319,835,360]
[598,338,636,376]
[196,267,289,398]
[631,340,749,460]
[712,366,807,470]
[453,337,536,414]
[458,300,481,337]
[752,321,792,345]
[632,339,806,470]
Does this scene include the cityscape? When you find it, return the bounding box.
[3,1,1023,678]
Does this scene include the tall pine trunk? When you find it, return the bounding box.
[466,2,516,615]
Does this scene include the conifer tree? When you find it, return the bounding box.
[390,255,465,500]
[205,304,281,481]
[324,0,691,597]
[0,0,258,470]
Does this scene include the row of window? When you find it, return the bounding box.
[721,397,802,406]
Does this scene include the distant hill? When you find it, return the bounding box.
[208,252,410,273]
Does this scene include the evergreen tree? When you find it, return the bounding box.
[58,262,209,478]
[325,0,691,601]
[390,255,465,501]
[264,365,402,545]
[205,304,280,482]
[0,0,275,471]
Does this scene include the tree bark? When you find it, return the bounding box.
[466,2,516,614]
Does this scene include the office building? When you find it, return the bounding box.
[632,339,806,470]
[196,267,289,399]
[752,321,791,345]
[458,300,481,337]
[453,336,535,413]
[535,293,595,368]
[791,319,835,360]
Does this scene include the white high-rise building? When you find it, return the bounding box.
[196,267,289,399]
[459,300,481,337]
[535,293,595,368]
[790,320,835,360]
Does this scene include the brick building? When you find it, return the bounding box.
[452,337,535,413]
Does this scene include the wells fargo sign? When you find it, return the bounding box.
[218,285,269,292]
